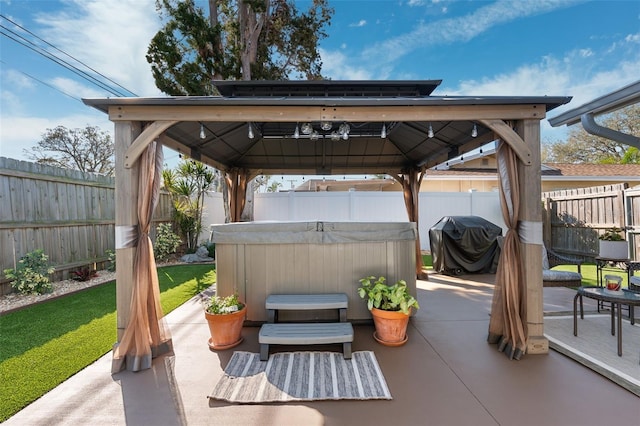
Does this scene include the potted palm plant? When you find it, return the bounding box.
[203,293,246,350]
[358,276,419,346]
[598,227,628,259]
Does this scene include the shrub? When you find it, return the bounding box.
[203,242,215,258]
[105,249,116,272]
[154,223,181,261]
[71,268,98,282]
[3,249,55,295]
[599,227,625,241]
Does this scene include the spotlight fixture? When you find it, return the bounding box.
[320,121,332,131]
[301,122,313,135]
[381,123,387,139]
[248,123,255,139]
[294,123,300,139]
[471,123,478,138]
[310,130,319,141]
[199,123,206,139]
[427,123,434,138]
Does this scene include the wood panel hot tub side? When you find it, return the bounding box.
[212,222,417,322]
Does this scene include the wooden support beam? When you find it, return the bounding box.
[108,104,546,122]
[479,119,532,165]
[124,121,177,169]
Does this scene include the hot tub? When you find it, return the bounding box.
[211,221,417,322]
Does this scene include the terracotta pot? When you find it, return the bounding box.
[370,307,411,346]
[205,305,246,350]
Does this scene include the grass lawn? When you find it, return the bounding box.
[0,264,216,422]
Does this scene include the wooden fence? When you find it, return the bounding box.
[0,157,173,292]
[543,183,639,259]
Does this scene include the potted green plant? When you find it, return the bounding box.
[598,227,628,259]
[358,276,419,346]
[203,293,246,350]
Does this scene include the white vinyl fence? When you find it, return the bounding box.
[203,191,505,251]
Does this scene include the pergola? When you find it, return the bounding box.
[83,80,571,371]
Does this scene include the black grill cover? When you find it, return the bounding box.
[429,216,502,275]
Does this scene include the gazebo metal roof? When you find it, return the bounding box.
[83,80,571,176]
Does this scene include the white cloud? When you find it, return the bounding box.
[50,77,107,99]
[0,112,113,160]
[1,0,163,161]
[439,45,640,141]
[349,19,367,28]
[36,0,163,97]
[4,69,35,90]
[625,33,640,43]
[578,48,593,58]
[362,0,583,64]
[319,49,374,80]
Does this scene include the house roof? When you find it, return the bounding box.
[83,80,571,176]
[424,163,640,181]
[541,163,640,178]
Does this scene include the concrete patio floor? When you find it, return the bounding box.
[5,272,640,426]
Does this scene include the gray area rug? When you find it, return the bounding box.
[544,314,640,396]
[209,351,392,403]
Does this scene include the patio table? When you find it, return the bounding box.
[573,286,640,359]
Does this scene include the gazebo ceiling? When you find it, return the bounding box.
[83,80,571,175]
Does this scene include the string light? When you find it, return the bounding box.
[428,123,434,138]
[381,123,387,138]
[471,123,478,138]
[294,123,300,139]
[339,123,350,140]
[199,123,206,139]
[248,123,254,139]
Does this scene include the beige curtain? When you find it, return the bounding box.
[487,140,527,359]
[225,168,249,222]
[394,167,428,279]
[112,141,173,373]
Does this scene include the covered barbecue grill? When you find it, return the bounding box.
[429,216,502,275]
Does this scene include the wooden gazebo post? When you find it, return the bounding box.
[225,168,251,222]
[114,120,140,340]
[394,167,428,280]
[518,119,548,354]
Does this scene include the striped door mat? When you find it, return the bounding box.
[209,351,392,403]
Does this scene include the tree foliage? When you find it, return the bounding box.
[543,105,639,164]
[147,0,333,222]
[24,125,115,175]
[147,0,333,95]
[162,160,216,250]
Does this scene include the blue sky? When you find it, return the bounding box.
[1,0,639,173]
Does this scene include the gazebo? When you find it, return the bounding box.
[83,80,571,371]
